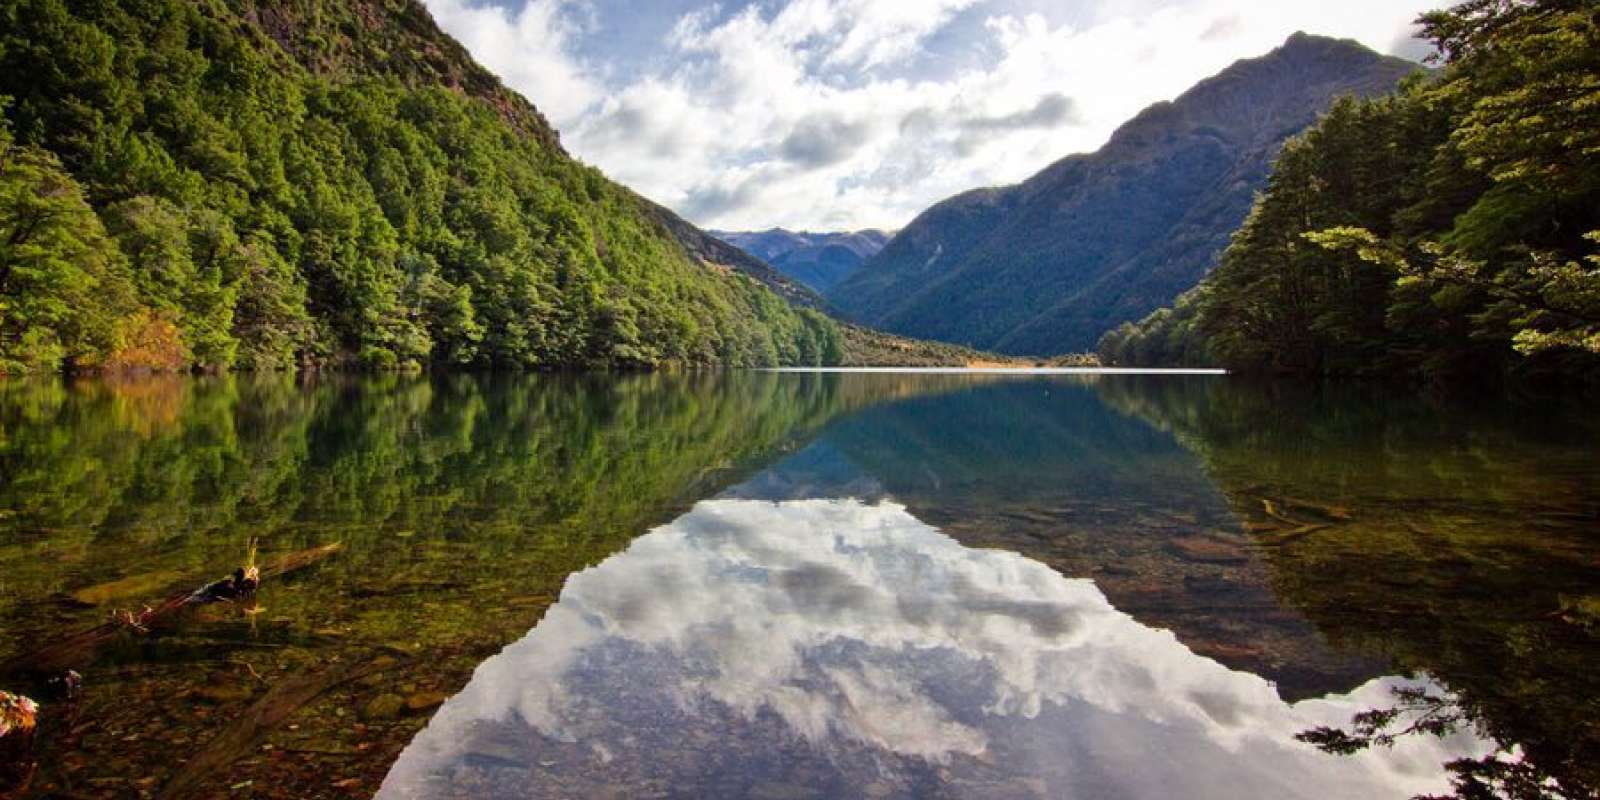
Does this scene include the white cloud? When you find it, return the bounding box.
[422,0,600,125]
[381,498,1487,799]
[424,0,1440,231]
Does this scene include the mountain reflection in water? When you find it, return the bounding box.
[380,498,1483,800]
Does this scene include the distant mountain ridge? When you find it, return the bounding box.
[827,33,1422,354]
[713,229,891,293]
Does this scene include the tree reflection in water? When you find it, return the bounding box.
[1097,376,1600,800]
[1299,686,1585,800]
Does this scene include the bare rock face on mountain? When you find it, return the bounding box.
[828,33,1421,355]
[713,229,891,294]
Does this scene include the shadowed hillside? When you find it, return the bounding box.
[830,34,1419,354]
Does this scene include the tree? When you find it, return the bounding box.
[0,121,135,371]
[1115,0,1600,382]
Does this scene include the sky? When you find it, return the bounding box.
[421,0,1443,232]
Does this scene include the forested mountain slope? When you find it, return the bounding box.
[1101,0,1600,384]
[713,229,890,293]
[830,33,1418,355]
[0,0,841,372]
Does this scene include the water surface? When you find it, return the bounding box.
[0,373,1594,799]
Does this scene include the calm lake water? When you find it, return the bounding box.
[0,372,1595,799]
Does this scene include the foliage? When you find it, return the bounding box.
[1104,0,1600,381]
[1299,686,1581,800]
[1296,686,1473,756]
[834,323,1097,367]
[0,121,137,372]
[0,0,840,372]
[1096,286,1214,367]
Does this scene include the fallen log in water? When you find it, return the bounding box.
[0,544,343,678]
[1240,492,1352,547]
[256,543,343,579]
[1251,523,1333,547]
[1259,498,1301,527]
[1274,496,1353,522]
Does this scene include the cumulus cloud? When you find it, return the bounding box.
[780,113,875,167]
[381,498,1487,799]
[1201,14,1244,41]
[422,0,600,125]
[424,0,1442,230]
[961,93,1080,133]
[680,174,768,220]
[952,92,1080,156]
[1388,22,1437,63]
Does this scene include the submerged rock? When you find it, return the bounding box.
[0,691,38,738]
[362,694,406,721]
[1170,535,1250,564]
[405,692,448,712]
[191,683,254,705]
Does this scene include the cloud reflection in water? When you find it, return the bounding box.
[380,498,1484,799]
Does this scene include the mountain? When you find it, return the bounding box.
[711,229,891,293]
[827,33,1421,355]
[652,215,828,308]
[1102,2,1600,383]
[0,0,839,372]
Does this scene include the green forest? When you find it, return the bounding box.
[1098,0,1600,383]
[0,0,842,373]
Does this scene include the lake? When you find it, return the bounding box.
[0,372,1595,799]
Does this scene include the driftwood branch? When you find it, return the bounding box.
[1241,492,1351,546]
[1,544,342,678]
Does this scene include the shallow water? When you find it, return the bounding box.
[0,372,1595,799]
